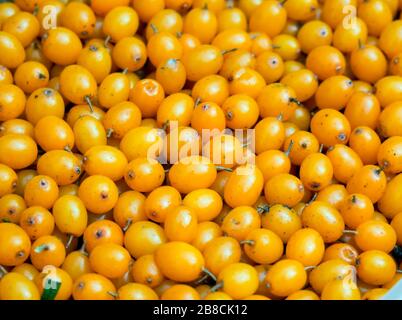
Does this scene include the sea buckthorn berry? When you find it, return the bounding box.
[326,145,363,184]
[155,241,204,282]
[249,0,287,37]
[14,61,49,94]
[0,134,38,170]
[20,206,55,241]
[192,74,229,106]
[130,79,165,118]
[183,7,218,44]
[112,37,147,72]
[301,201,345,243]
[224,165,264,208]
[378,174,402,219]
[346,165,387,203]
[217,8,247,32]
[157,92,194,128]
[1,117,32,144]
[306,45,346,80]
[281,69,318,103]
[0,193,25,224]
[355,220,397,253]
[145,8,183,40]
[112,190,147,228]
[89,243,130,279]
[60,2,96,39]
[221,206,261,241]
[191,102,226,134]
[164,205,198,242]
[356,250,396,285]
[98,72,130,109]
[350,45,387,84]
[73,116,107,155]
[192,221,222,251]
[220,49,256,80]
[283,131,319,166]
[0,222,31,267]
[340,193,374,229]
[379,20,402,59]
[42,27,82,66]
[37,150,82,186]
[323,243,359,265]
[349,126,381,165]
[215,29,249,56]
[145,186,182,223]
[261,204,301,244]
[379,102,402,137]
[103,6,139,42]
[256,51,284,85]
[297,20,333,54]
[375,76,402,108]
[300,153,334,192]
[0,2,19,28]
[257,83,299,120]
[156,59,186,95]
[316,184,349,210]
[242,228,284,265]
[24,175,59,210]
[377,137,402,174]
[311,109,351,147]
[315,76,354,110]
[78,175,118,215]
[344,92,381,130]
[264,173,305,207]
[124,158,165,193]
[35,116,74,152]
[25,88,65,125]
[265,259,307,297]
[222,94,259,129]
[228,67,266,99]
[182,45,223,82]
[256,150,291,183]
[333,18,367,53]
[72,273,116,300]
[0,84,26,122]
[84,220,124,253]
[147,31,183,68]
[286,228,325,267]
[309,259,354,294]
[0,272,40,300]
[30,235,66,270]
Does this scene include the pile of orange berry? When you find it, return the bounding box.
[0,0,402,301]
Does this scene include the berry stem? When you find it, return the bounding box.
[65,234,74,250]
[84,96,94,113]
[202,267,217,283]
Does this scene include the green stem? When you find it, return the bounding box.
[65,234,74,250]
[84,96,94,113]
[256,204,270,214]
[108,291,118,299]
[210,282,223,293]
[0,265,8,277]
[221,48,238,55]
[123,219,132,232]
[106,128,114,138]
[215,166,233,172]
[343,230,357,235]
[202,267,217,283]
[285,140,294,157]
[240,240,255,246]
